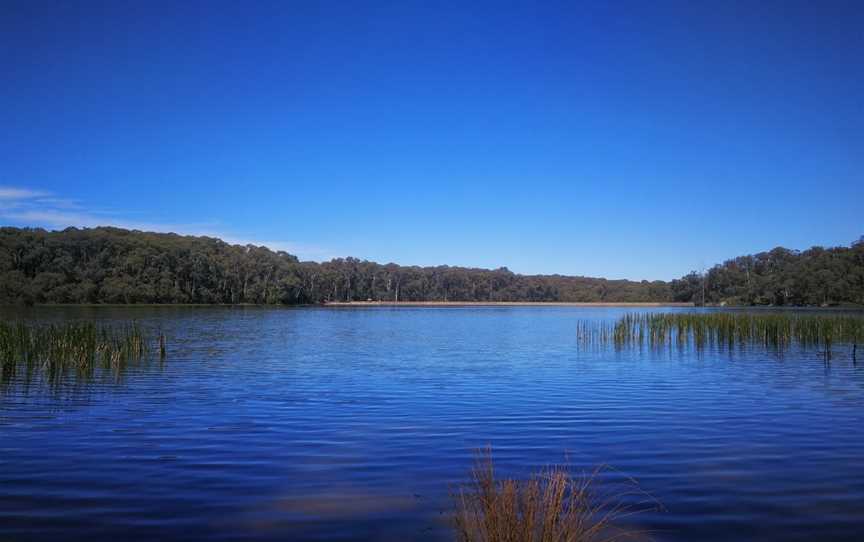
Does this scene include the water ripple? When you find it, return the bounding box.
[1,306,863,541]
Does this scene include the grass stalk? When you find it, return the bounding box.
[0,321,161,388]
[452,449,657,542]
[576,312,864,355]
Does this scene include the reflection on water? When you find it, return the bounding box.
[574,312,864,358]
[1,306,864,542]
[0,320,163,393]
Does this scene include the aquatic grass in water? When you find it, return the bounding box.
[452,450,656,542]
[0,321,163,388]
[576,312,864,356]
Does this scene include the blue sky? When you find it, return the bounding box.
[1,1,861,280]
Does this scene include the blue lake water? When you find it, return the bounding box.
[1,306,863,541]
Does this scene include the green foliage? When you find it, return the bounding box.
[669,242,864,306]
[576,312,864,352]
[0,321,156,388]
[0,227,670,304]
[2,227,861,306]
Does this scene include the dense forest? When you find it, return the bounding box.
[0,227,669,305]
[0,227,861,306]
[669,240,864,306]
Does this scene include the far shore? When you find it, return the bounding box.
[5,302,862,309]
[324,301,695,307]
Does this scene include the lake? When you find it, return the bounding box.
[1,306,863,541]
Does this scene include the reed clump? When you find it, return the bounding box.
[452,451,654,542]
[576,312,864,354]
[0,321,162,386]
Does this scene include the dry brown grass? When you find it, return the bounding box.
[452,450,658,542]
[326,301,692,307]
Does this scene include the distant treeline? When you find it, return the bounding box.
[0,227,668,305]
[670,242,864,306]
[0,227,861,306]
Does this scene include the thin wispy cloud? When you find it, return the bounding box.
[0,185,335,261]
[0,187,48,200]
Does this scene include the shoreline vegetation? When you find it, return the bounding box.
[453,450,657,542]
[5,302,863,310]
[2,226,863,307]
[576,312,863,357]
[0,321,164,388]
[325,301,695,307]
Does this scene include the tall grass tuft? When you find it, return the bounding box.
[452,450,656,542]
[576,312,864,355]
[0,321,162,388]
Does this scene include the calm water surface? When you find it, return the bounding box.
[1,306,863,541]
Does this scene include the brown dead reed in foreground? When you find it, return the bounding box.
[452,451,657,542]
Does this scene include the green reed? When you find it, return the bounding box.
[0,321,163,387]
[577,312,864,355]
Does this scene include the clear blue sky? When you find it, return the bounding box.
[1,1,861,280]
